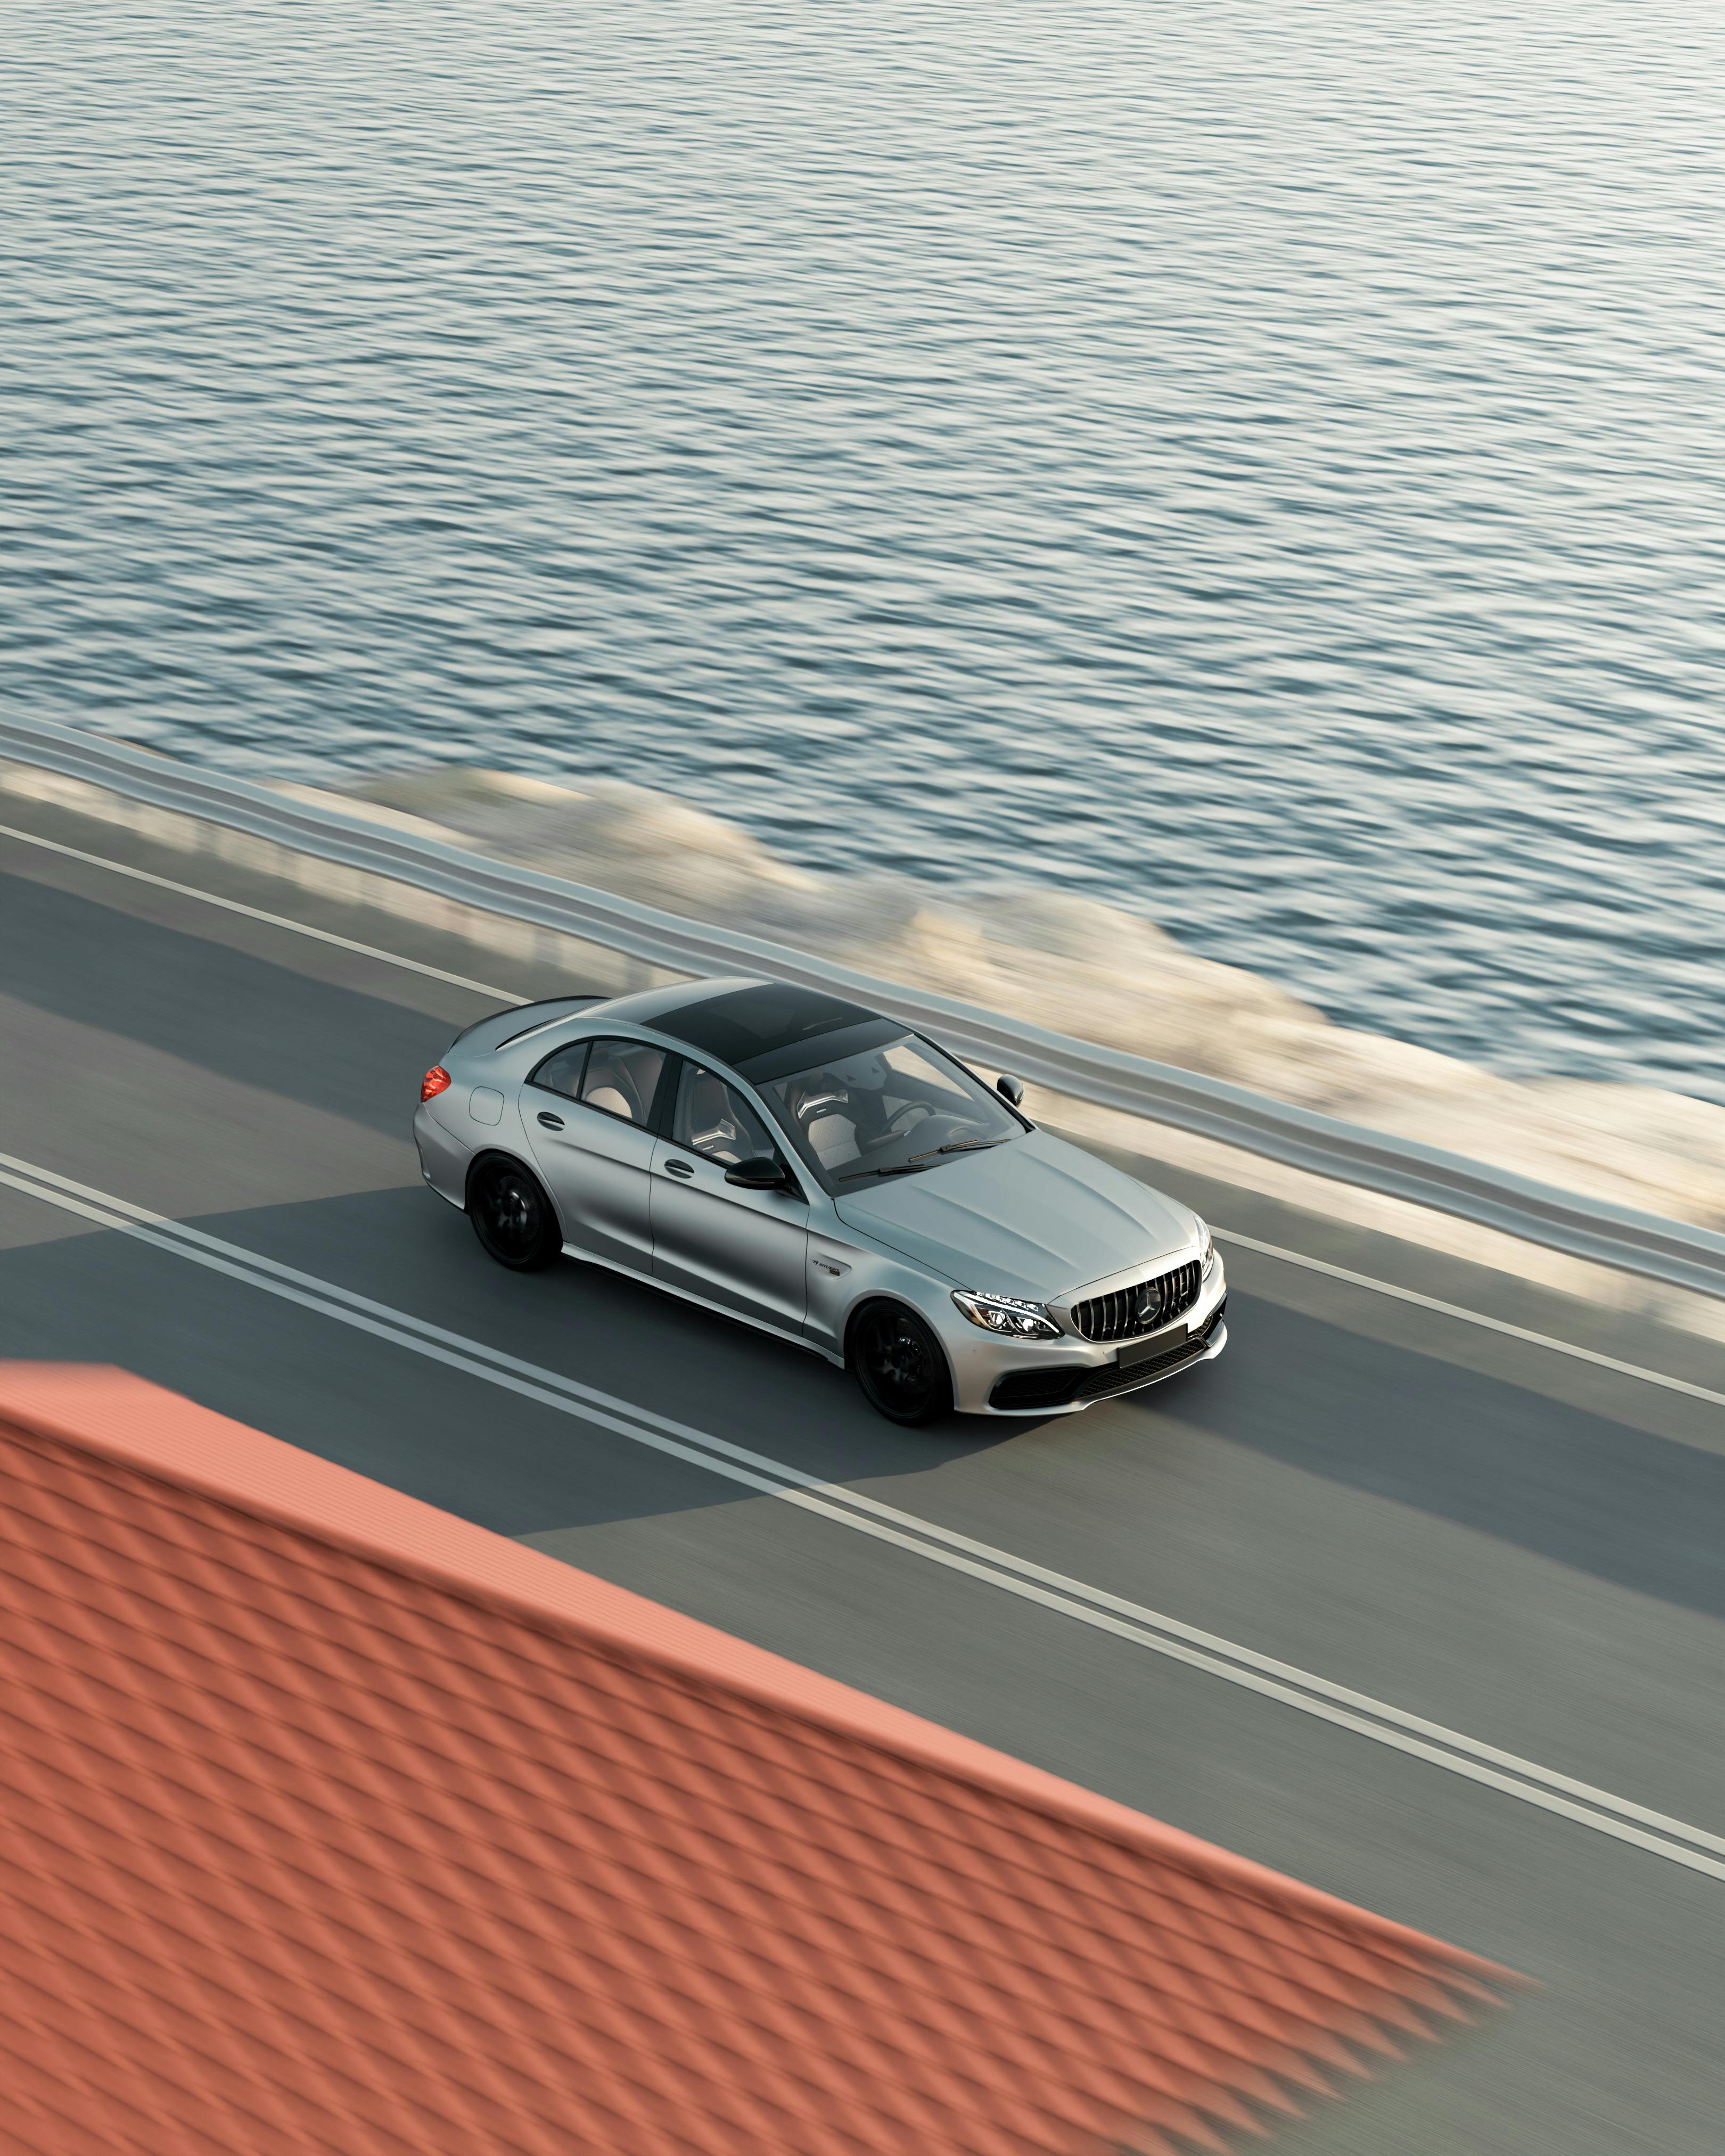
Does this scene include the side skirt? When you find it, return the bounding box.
[557,1244,846,1369]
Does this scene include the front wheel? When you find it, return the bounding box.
[851,1304,952,1427]
[467,1156,563,1271]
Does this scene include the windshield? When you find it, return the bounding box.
[762,1034,1023,1184]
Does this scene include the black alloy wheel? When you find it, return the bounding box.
[852,1304,951,1427]
[468,1156,562,1271]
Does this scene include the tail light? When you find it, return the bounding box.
[421,1066,452,1102]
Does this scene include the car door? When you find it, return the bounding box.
[523,1035,667,1273]
[650,1060,808,1333]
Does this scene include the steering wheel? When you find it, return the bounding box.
[883,1101,933,1137]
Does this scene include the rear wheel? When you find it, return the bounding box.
[851,1303,952,1427]
[467,1156,562,1271]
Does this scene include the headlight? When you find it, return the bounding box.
[951,1289,1062,1340]
[1197,1217,1216,1271]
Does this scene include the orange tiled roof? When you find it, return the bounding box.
[0,1365,1510,2156]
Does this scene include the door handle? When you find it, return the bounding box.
[537,1111,565,1131]
[663,1158,695,1179]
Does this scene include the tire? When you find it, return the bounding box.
[850,1303,952,1427]
[467,1155,563,1272]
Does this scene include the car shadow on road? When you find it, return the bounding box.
[7,1176,1721,1623]
[0,1180,1022,1544]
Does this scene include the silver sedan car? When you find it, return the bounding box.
[414,976,1227,1424]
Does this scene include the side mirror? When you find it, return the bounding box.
[996,1073,1025,1107]
[724,1155,788,1191]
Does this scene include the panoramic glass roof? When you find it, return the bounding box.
[647,982,881,1068]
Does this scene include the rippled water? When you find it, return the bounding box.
[4,2,1723,1097]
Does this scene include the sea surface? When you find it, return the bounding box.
[4,2,1722,1099]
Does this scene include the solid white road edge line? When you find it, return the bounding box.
[0,818,524,1003]
[1217,1228,1725,1413]
[4,1148,1723,1885]
[4,817,1718,1408]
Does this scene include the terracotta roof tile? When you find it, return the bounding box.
[0,1365,1515,2155]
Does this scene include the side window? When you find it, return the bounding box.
[673,1063,775,1165]
[529,1039,589,1100]
[578,1038,666,1128]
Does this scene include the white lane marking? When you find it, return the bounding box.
[10,1148,1720,1858]
[0,819,524,1003]
[4,1148,1724,1886]
[2,814,1716,1410]
[1218,1229,1725,1413]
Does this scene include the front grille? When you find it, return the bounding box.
[1071,1258,1203,1344]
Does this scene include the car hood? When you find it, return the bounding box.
[833,1130,1197,1301]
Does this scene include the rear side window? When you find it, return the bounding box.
[578,1039,666,1127]
[529,1040,589,1100]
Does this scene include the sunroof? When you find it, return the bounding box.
[649,982,880,1066]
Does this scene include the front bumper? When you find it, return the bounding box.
[943,1258,1228,1416]
[989,1304,1227,1411]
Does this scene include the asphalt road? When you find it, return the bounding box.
[3,804,1723,2154]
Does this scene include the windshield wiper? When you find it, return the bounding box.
[840,1138,1008,1181]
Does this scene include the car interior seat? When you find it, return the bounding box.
[584,1047,640,1122]
[687,1072,744,1160]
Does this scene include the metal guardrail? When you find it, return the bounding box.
[5,712,1724,1301]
